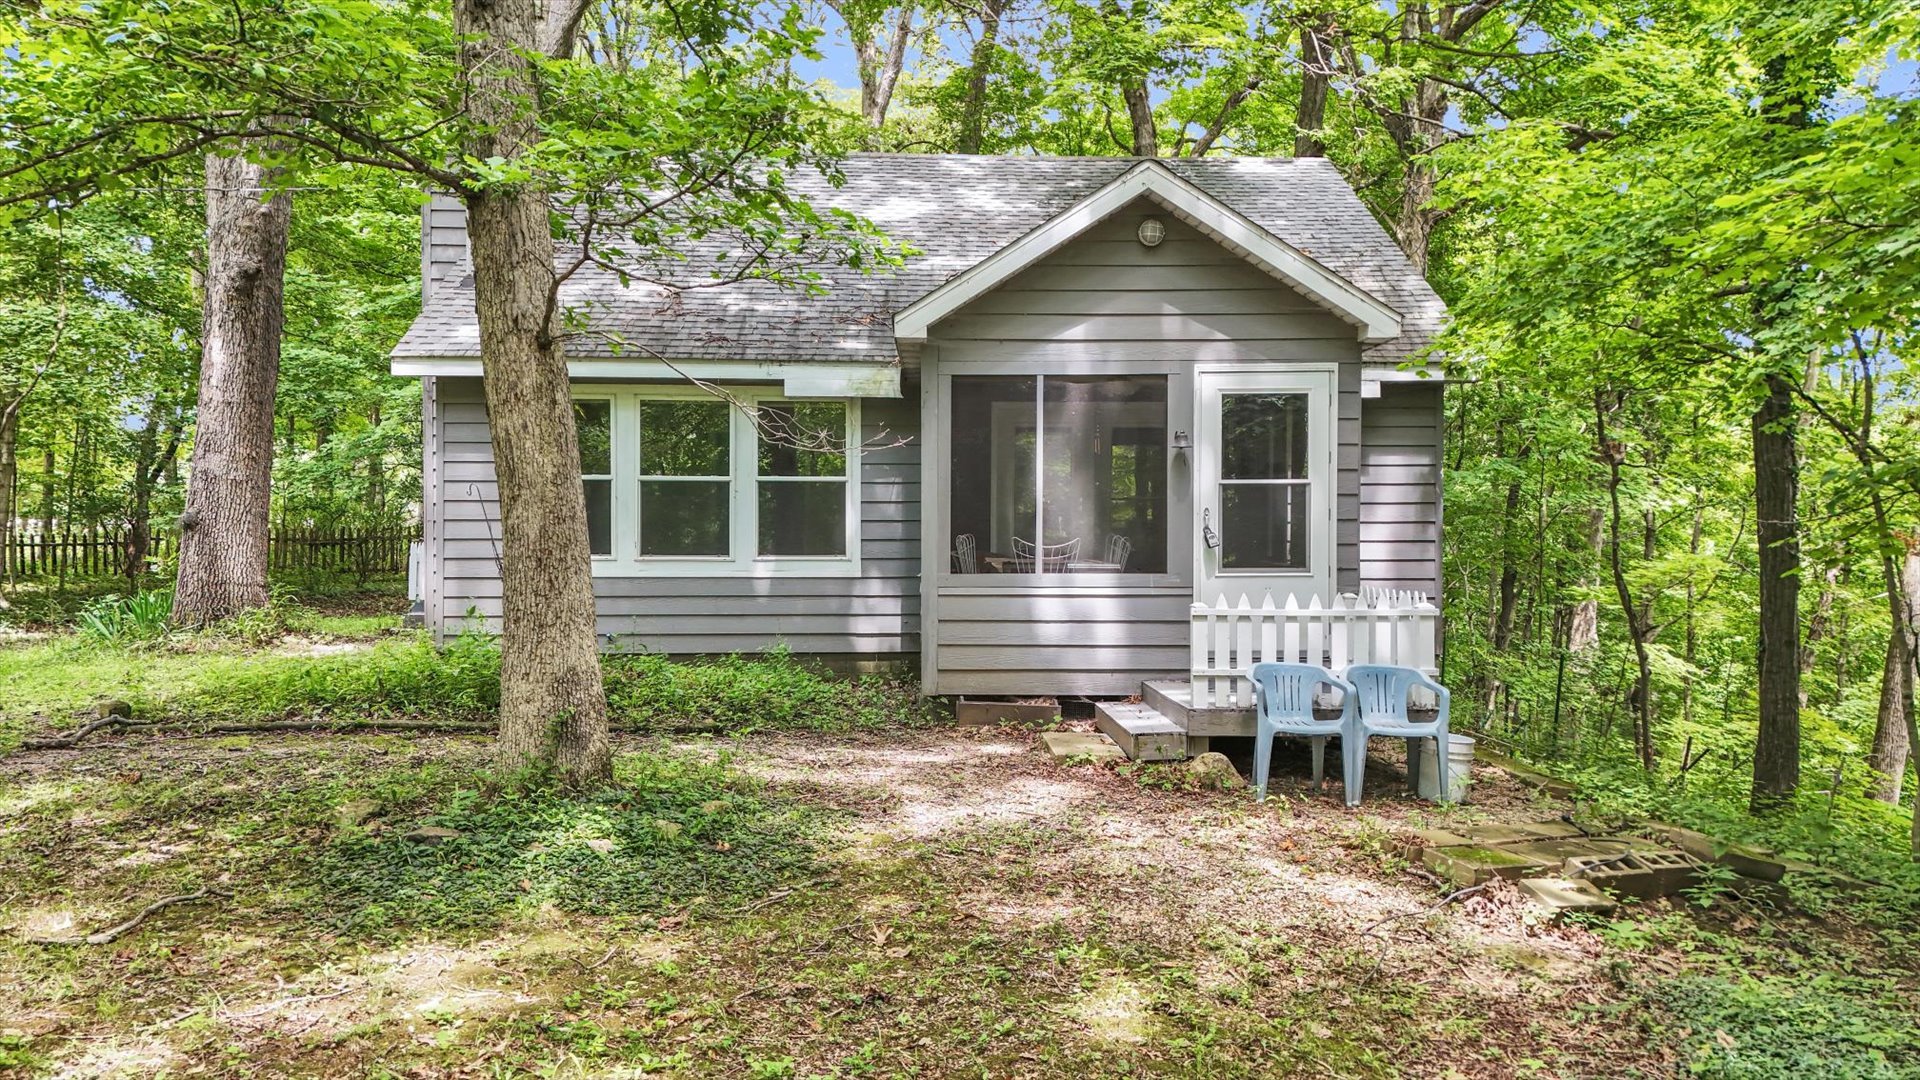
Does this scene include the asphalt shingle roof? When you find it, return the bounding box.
[391,154,1446,368]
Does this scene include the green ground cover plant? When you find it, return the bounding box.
[0,633,938,743]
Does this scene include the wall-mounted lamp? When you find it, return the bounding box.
[1137,217,1166,247]
[1170,429,1192,451]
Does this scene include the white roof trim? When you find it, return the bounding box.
[1360,365,1445,399]
[893,160,1403,344]
[390,357,901,398]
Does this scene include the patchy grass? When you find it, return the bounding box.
[1,696,1915,1076]
[320,751,824,936]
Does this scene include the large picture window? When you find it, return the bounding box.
[949,374,1168,575]
[573,388,859,575]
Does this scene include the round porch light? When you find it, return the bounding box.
[1136,217,1166,247]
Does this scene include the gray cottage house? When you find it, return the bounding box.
[394,154,1445,755]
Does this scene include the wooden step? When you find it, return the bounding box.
[1143,679,1254,738]
[1094,701,1187,761]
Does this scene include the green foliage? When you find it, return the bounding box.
[602,648,939,734]
[0,634,934,740]
[319,751,820,934]
[73,587,173,645]
[1648,973,1920,1078]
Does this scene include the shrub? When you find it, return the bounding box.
[175,631,502,720]
[603,648,938,734]
[74,589,174,645]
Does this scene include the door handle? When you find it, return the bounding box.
[1202,507,1220,550]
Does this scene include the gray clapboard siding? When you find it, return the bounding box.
[923,200,1365,696]
[421,193,469,303]
[425,377,920,658]
[1359,382,1443,596]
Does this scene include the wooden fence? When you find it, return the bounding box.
[1189,589,1440,710]
[3,525,414,580]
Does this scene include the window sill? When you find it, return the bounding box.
[592,558,863,579]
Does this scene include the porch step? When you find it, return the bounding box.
[1094,702,1187,761]
[1142,679,1255,738]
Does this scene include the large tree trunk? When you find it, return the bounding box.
[1750,371,1801,808]
[867,6,913,137]
[172,151,290,626]
[1869,547,1920,803]
[1870,622,1910,803]
[455,0,612,787]
[0,397,18,562]
[1294,15,1332,157]
[954,0,1007,154]
[1121,79,1156,157]
[1566,506,1603,653]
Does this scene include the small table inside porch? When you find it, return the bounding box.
[979,554,1125,574]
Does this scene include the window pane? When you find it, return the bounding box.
[641,400,729,476]
[1221,393,1309,480]
[575,400,611,476]
[949,376,1037,570]
[1221,482,1308,570]
[1041,376,1168,573]
[758,403,847,477]
[759,482,846,556]
[583,479,612,556]
[640,480,729,556]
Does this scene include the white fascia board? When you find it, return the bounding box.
[388,357,902,398]
[892,160,1403,344]
[1359,365,1445,399]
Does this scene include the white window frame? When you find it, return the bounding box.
[577,385,862,578]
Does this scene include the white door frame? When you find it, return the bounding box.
[1194,366,1337,605]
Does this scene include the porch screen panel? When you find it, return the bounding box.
[639,400,731,557]
[948,374,1166,575]
[1219,392,1309,570]
[576,400,613,557]
[1041,376,1167,573]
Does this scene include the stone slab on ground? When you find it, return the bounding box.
[1455,822,1584,846]
[1517,877,1618,916]
[1566,850,1704,900]
[1400,827,1475,858]
[1501,837,1658,869]
[1421,845,1552,888]
[1040,731,1126,763]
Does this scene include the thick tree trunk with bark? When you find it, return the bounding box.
[954,0,1006,154]
[172,151,290,626]
[1869,547,1919,803]
[454,0,612,787]
[0,398,18,560]
[1122,79,1156,157]
[1567,506,1603,653]
[1294,16,1332,158]
[1750,372,1801,808]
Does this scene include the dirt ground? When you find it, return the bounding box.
[0,727,1704,1077]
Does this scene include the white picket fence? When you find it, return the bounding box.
[1189,589,1440,709]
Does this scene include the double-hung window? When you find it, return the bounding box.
[574,388,860,575]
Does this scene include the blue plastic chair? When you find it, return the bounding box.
[1344,664,1452,806]
[1249,662,1356,802]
